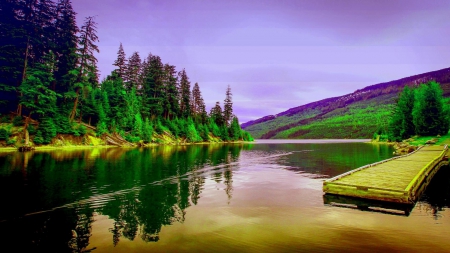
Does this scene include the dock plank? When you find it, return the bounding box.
[323,145,448,203]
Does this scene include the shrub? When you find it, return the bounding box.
[12,116,23,126]
[0,128,9,140]
[0,115,9,123]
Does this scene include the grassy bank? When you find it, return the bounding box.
[0,122,252,152]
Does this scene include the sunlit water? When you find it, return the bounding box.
[1,140,450,252]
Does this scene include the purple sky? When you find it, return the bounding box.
[72,0,450,124]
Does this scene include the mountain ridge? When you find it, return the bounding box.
[242,67,450,139]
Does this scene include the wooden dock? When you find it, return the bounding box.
[323,145,449,204]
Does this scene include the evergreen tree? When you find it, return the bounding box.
[125,51,141,91]
[101,72,127,131]
[413,81,449,136]
[113,43,127,80]
[388,86,415,141]
[36,116,57,144]
[210,101,224,126]
[69,16,99,121]
[133,113,143,138]
[178,69,191,118]
[53,0,78,94]
[191,82,207,123]
[163,64,179,119]
[223,85,233,126]
[388,106,403,142]
[229,116,241,141]
[142,117,153,142]
[19,52,59,129]
[141,54,164,119]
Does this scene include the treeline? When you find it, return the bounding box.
[0,0,253,145]
[382,81,450,141]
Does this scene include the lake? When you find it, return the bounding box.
[1,140,450,252]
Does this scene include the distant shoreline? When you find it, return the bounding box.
[0,140,254,153]
[254,139,372,144]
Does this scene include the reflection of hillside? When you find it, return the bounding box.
[253,143,393,177]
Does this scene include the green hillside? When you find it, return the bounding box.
[242,68,450,139]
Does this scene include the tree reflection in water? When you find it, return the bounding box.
[0,144,252,251]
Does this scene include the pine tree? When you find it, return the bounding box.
[229,116,241,141]
[223,85,233,126]
[178,69,191,118]
[69,16,99,121]
[19,52,59,129]
[142,117,153,142]
[210,101,224,126]
[125,51,141,91]
[141,54,164,119]
[413,81,449,136]
[5,0,56,116]
[388,86,415,141]
[163,64,179,119]
[113,43,127,80]
[53,0,78,94]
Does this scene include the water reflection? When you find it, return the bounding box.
[0,144,252,251]
[6,142,449,252]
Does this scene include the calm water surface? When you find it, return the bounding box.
[1,140,450,252]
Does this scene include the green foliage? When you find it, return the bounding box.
[209,118,221,137]
[6,137,16,146]
[97,121,108,136]
[197,124,209,141]
[412,81,449,136]
[241,130,254,141]
[28,124,37,135]
[155,118,167,134]
[133,113,143,138]
[220,125,229,141]
[0,128,10,140]
[186,119,202,142]
[165,118,180,137]
[0,1,247,145]
[38,117,57,144]
[228,116,241,141]
[124,134,140,143]
[265,94,395,139]
[0,115,9,123]
[33,131,44,145]
[78,124,87,135]
[12,116,23,126]
[142,118,153,142]
[54,109,73,134]
[388,86,415,141]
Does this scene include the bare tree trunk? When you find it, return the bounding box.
[17,37,30,116]
[69,88,79,121]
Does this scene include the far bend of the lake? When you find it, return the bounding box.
[1,140,450,252]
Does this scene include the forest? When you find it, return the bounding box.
[0,0,253,146]
[386,81,450,142]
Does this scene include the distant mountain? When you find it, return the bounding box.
[242,67,450,139]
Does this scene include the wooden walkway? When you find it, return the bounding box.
[323,145,449,204]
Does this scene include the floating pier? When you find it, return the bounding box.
[323,145,449,204]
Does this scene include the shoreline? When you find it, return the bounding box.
[0,140,254,153]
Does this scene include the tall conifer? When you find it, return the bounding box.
[179,69,191,118]
[223,85,233,126]
[113,43,127,80]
